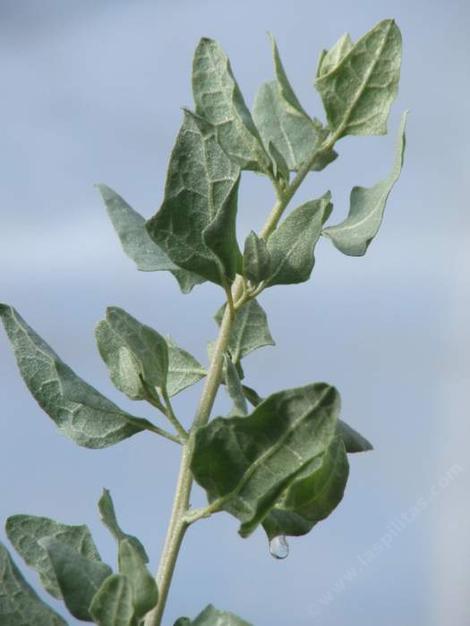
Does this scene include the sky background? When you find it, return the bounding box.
[0,1,469,625]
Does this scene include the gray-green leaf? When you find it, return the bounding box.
[263,435,349,539]
[214,299,275,363]
[39,538,112,621]
[118,539,158,618]
[191,383,340,537]
[253,36,336,172]
[0,542,67,626]
[315,19,402,139]
[0,304,153,449]
[96,307,168,399]
[338,420,373,453]
[223,355,248,416]
[266,192,332,286]
[166,338,206,397]
[6,515,101,600]
[243,231,271,285]
[98,490,148,563]
[146,111,241,286]
[97,184,203,294]
[89,575,135,626]
[191,605,252,626]
[323,112,407,255]
[192,38,269,172]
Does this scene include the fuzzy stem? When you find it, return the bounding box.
[144,141,328,626]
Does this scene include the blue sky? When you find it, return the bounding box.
[0,1,469,624]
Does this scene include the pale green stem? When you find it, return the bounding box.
[161,388,189,441]
[144,142,328,626]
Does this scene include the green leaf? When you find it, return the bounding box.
[0,542,67,626]
[166,337,206,397]
[263,435,349,540]
[174,619,191,626]
[338,420,373,453]
[98,490,148,563]
[223,355,248,416]
[39,538,112,621]
[316,33,353,77]
[89,575,135,626]
[0,304,153,449]
[191,383,340,537]
[315,19,402,139]
[97,184,203,294]
[323,112,407,255]
[190,605,252,626]
[118,539,158,618]
[243,231,271,285]
[5,515,101,600]
[146,111,241,286]
[96,307,168,399]
[253,36,337,172]
[266,192,332,286]
[214,299,275,363]
[192,38,269,172]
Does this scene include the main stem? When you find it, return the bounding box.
[144,144,328,626]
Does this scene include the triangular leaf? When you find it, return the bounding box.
[89,575,135,626]
[243,231,271,285]
[223,355,248,417]
[191,383,340,537]
[97,184,203,294]
[118,539,158,618]
[146,111,241,286]
[192,38,269,172]
[315,19,402,139]
[191,605,253,626]
[98,490,148,563]
[0,304,153,449]
[214,299,275,363]
[253,37,336,172]
[96,307,168,398]
[0,542,67,626]
[166,337,206,397]
[6,514,101,600]
[338,420,373,453]
[263,435,349,539]
[266,192,332,286]
[39,538,112,621]
[323,112,407,255]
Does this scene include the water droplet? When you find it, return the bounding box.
[269,535,289,560]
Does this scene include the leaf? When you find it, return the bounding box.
[39,538,112,621]
[146,111,241,286]
[253,36,337,172]
[6,515,101,600]
[0,542,67,626]
[96,307,168,399]
[0,304,153,449]
[315,19,402,139]
[243,231,271,285]
[89,575,135,626]
[323,112,407,255]
[265,192,332,286]
[263,436,349,540]
[191,383,340,537]
[190,605,253,626]
[118,539,158,618]
[316,33,353,77]
[192,38,269,172]
[223,355,248,416]
[214,299,275,363]
[338,420,373,453]
[98,490,148,563]
[97,184,203,294]
[166,337,206,397]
